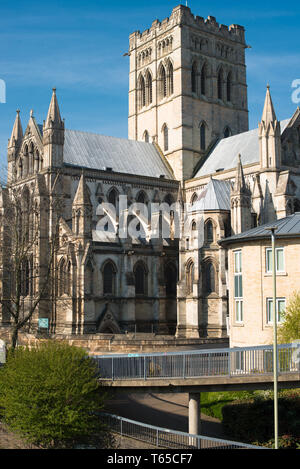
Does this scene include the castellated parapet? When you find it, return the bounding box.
[129,5,246,51]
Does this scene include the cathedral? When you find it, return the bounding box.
[1,4,300,342]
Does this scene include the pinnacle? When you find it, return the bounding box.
[73,174,92,206]
[8,109,23,148]
[261,84,277,125]
[45,87,63,128]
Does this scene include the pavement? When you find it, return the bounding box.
[105,392,225,438]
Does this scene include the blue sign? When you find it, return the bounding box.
[39,318,49,329]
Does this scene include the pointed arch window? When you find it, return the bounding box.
[108,188,118,208]
[21,258,32,297]
[167,62,174,95]
[138,75,146,109]
[218,69,223,100]
[103,261,116,296]
[191,62,197,93]
[201,63,207,96]
[205,262,216,294]
[186,260,194,295]
[164,193,174,206]
[224,126,231,138]
[159,64,167,99]
[200,122,206,151]
[191,193,198,205]
[163,124,169,152]
[227,72,232,102]
[58,258,66,297]
[145,71,152,105]
[136,191,146,204]
[143,130,149,143]
[205,220,214,244]
[134,262,147,295]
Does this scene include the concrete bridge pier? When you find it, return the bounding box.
[188,392,201,447]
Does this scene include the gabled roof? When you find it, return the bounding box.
[195,119,290,178]
[62,129,173,179]
[220,212,300,245]
[191,178,231,212]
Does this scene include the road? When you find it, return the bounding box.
[105,392,225,439]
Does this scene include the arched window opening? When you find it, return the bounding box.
[29,142,34,175]
[227,72,232,102]
[59,259,66,297]
[218,69,223,100]
[186,260,194,295]
[163,125,169,152]
[146,71,152,105]
[164,193,174,206]
[143,130,149,143]
[205,263,215,294]
[159,65,167,99]
[138,75,146,110]
[224,126,231,138]
[200,123,206,151]
[103,261,116,296]
[136,191,146,204]
[34,149,40,173]
[134,262,147,295]
[191,62,197,93]
[167,62,174,95]
[191,193,198,205]
[205,220,214,244]
[108,188,118,208]
[201,63,207,95]
[67,261,72,296]
[165,263,177,297]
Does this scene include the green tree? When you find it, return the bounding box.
[278,291,300,344]
[0,341,109,448]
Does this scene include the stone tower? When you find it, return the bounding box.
[128,5,249,181]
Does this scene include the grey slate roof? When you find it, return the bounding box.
[220,212,300,245]
[190,178,231,212]
[195,119,290,178]
[63,129,173,179]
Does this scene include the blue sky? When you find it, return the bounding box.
[0,0,299,170]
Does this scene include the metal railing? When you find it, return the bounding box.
[101,413,266,449]
[94,343,300,381]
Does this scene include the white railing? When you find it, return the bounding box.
[101,413,267,449]
[94,343,300,381]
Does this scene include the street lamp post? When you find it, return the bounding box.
[266,226,279,450]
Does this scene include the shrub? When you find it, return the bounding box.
[278,291,300,344]
[0,341,110,448]
[222,394,300,444]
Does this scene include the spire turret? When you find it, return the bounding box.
[43,88,65,168]
[258,85,281,169]
[231,154,252,234]
[8,110,23,149]
[72,173,92,238]
[45,88,63,128]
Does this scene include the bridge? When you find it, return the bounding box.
[94,343,300,435]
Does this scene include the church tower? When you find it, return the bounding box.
[128,5,249,181]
